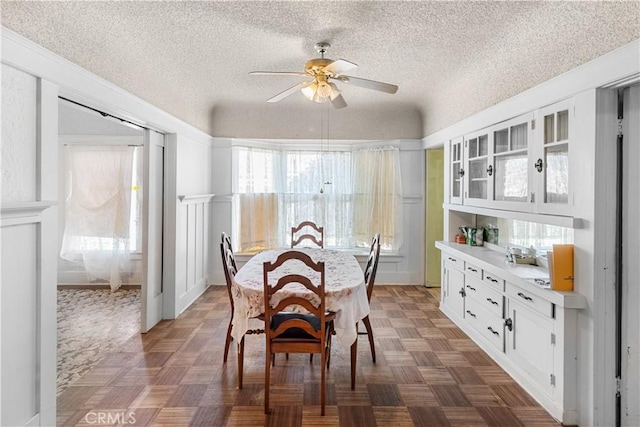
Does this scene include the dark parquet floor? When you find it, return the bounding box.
[57,285,561,426]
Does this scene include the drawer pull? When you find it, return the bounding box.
[466,310,477,318]
[486,298,499,306]
[487,326,500,336]
[517,292,533,301]
[486,275,499,283]
[466,285,477,291]
[448,257,457,262]
[467,267,478,273]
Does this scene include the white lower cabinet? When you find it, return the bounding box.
[505,296,555,397]
[443,256,465,317]
[437,242,585,425]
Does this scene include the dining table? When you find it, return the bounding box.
[231,247,370,348]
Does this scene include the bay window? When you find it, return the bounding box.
[232,144,402,252]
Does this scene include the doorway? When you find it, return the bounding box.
[425,148,444,287]
[56,98,165,394]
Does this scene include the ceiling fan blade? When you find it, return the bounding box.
[336,75,398,94]
[322,59,358,76]
[249,71,309,77]
[267,81,311,103]
[330,93,347,109]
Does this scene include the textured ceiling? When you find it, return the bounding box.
[2,1,639,140]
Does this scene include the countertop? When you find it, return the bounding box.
[436,241,587,309]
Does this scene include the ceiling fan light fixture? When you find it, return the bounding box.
[301,82,318,101]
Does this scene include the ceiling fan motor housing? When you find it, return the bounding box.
[305,58,334,75]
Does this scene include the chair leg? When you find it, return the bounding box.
[224,318,233,363]
[264,348,271,414]
[321,351,326,416]
[238,336,245,390]
[362,315,376,363]
[350,337,357,390]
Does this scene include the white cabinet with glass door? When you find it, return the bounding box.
[448,137,464,205]
[532,99,573,216]
[490,112,535,212]
[463,128,493,207]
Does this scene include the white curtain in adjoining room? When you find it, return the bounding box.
[60,145,135,291]
[352,146,403,251]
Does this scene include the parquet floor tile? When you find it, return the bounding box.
[57,285,561,426]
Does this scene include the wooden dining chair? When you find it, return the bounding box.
[291,220,324,248]
[263,250,335,415]
[358,232,381,363]
[220,232,264,389]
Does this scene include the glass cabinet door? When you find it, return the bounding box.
[463,129,493,207]
[449,137,464,204]
[535,100,572,215]
[491,114,534,211]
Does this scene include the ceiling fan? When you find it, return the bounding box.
[249,42,398,109]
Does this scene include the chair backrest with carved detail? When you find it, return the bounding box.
[263,250,327,345]
[363,233,381,302]
[291,221,324,248]
[220,232,237,308]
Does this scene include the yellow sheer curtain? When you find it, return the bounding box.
[236,193,279,253]
[352,146,403,250]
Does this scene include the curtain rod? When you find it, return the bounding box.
[59,96,149,131]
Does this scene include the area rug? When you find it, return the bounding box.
[57,288,140,395]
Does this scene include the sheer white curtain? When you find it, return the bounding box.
[232,146,353,251]
[352,146,403,250]
[60,145,135,291]
[281,150,352,248]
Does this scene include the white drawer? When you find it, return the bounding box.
[466,277,504,318]
[464,297,505,352]
[444,254,464,271]
[483,270,505,292]
[506,282,553,318]
[464,261,482,281]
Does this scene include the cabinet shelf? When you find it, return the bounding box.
[444,203,582,229]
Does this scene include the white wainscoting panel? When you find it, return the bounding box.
[175,194,213,314]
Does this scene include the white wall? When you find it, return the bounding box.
[165,134,214,316]
[1,64,58,427]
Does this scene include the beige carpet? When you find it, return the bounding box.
[56,288,140,395]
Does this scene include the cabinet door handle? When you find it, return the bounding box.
[487,326,500,336]
[517,292,533,301]
[458,168,465,177]
[467,267,477,273]
[459,288,466,297]
[504,318,513,331]
[466,310,476,318]
[486,298,499,306]
[466,285,476,291]
[535,158,543,173]
[485,275,498,283]
[486,164,493,176]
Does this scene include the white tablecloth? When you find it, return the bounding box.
[231,248,370,348]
